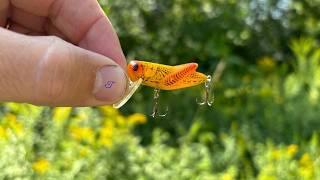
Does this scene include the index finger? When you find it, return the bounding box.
[11,0,127,69]
[0,0,9,26]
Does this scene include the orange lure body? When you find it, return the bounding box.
[127,61,207,90]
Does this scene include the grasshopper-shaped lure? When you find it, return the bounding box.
[113,61,213,117]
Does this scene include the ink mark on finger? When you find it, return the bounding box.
[105,81,116,88]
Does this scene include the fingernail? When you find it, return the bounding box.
[93,65,128,103]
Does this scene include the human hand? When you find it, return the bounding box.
[0,0,128,106]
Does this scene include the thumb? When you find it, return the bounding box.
[0,28,128,106]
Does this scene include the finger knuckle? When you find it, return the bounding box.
[35,36,74,104]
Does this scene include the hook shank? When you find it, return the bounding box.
[151,89,168,118]
[196,75,214,106]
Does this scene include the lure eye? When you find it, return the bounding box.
[132,63,139,71]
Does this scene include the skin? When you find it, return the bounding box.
[127,61,207,90]
[0,0,128,106]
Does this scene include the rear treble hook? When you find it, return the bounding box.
[196,75,214,106]
[151,89,169,118]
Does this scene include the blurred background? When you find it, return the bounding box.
[1,0,320,179]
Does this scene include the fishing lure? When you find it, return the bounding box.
[127,61,207,90]
[113,61,213,117]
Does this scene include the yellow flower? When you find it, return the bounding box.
[299,153,314,178]
[32,159,50,174]
[99,106,119,117]
[5,113,24,136]
[0,126,7,139]
[300,153,311,165]
[70,127,94,143]
[300,153,313,167]
[116,115,127,126]
[271,149,281,160]
[221,166,237,180]
[6,113,16,121]
[222,174,234,180]
[98,124,114,148]
[257,56,275,71]
[52,107,72,123]
[127,113,147,124]
[286,144,298,157]
[100,124,114,138]
[98,138,113,148]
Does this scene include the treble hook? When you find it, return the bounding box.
[150,89,169,118]
[196,75,214,106]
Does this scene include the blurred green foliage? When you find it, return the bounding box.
[1,0,320,179]
[1,104,320,179]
